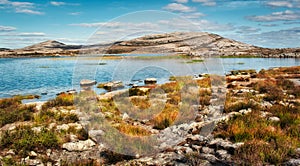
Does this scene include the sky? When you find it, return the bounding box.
[1,0,300,48]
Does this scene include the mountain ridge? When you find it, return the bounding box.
[1,32,300,58]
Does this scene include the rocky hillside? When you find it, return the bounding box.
[1,32,300,57]
[0,66,300,165]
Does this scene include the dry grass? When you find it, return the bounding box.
[115,123,151,136]
[130,97,150,110]
[215,67,300,165]
[152,103,179,130]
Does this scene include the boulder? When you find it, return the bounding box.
[144,78,157,84]
[80,80,97,86]
[80,80,97,91]
[98,81,124,91]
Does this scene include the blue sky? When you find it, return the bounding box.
[1,0,300,48]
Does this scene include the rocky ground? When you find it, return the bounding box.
[1,32,300,58]
[0,66,299,165]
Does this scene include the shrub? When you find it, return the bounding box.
[224,101,258,113]
[0,126,59,157]
[42,93,74,110]
[0,98,36,127]
[0,97,21,109]
[234,139,294,165]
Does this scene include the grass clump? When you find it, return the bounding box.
[0,126,59,157]
[115,123,151,136]
[224,101,258,113]
[215,111,298,164]
[152,103,179,130]
[42,93,74,110]
[130,97,150,110]
[0,97,37,127]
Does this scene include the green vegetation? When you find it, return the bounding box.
[220,55,258,58]
[0,65,299,165]
[0,126,59,157]
[41,93,74,110]
[185,59,204,63]
[215,66,300,165]
[0,97,37,127]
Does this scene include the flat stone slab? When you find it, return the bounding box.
[80,80,97,86]
[144,78,157,84]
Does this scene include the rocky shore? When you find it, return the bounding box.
[0,66,299,165]
[1,32,300,58]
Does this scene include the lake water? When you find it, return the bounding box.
[0,55,299,101]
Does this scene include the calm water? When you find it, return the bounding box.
[0,56,299,101]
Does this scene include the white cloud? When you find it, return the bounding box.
[50,1,79,6]
[0,25,16,32]
[69,22,159,29]
[16,8,44,15]
[70,22,123,28]
[192,0,216,6]
[235,27,300,48]
[158,18,235,32]
[163,3,195,12]
[18,32,46,36]
[266,1,293,8]
[69,12,81,16]
[247,10,300,22]
[236,26,261,34]
[263,0,300,8]
[11,1,33,8]
[174,0,188,3]
[0,0,43,15]
[182,12,205,19]
[50,1,65,6]
[0,32,46,37]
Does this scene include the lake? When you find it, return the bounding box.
[0,55,299,101]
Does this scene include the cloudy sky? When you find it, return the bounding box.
[1,0,300,48]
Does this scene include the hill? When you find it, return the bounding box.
[1,32,300,58]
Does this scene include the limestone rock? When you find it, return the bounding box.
[62,139,96,152]
[268,116,280,122]
[144,78,157,85]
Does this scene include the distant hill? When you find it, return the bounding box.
[1,32,300,58]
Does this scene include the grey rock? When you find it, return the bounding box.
[201,154,217,163]
[29,151,38,158]
[62,139,96,152]
[284,159,300,166]
[80,79,97,86]
[268,116,280,122]
[201,147,214,154]
[144,78,157,84]
[216,150,231,160]
[239,108,252,115]
[122,113,130,120]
